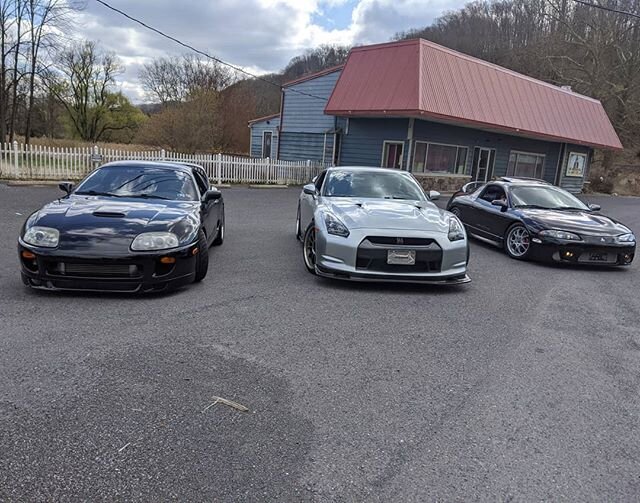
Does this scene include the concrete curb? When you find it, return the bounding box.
[2,180,63,186]
[248,184,289,189]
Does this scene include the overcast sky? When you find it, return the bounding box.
[75,0,466,103]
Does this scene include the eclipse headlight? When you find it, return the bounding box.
[539,229,582,241]
[23,226,59,248]
[448,216,465,242]
[131,232,179,251]
[324,212,350,237]
[616,233,636,243]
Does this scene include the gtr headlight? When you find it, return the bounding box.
[131,232,179,251]
[324,212,349,237]
[616,233,636,243]
[539,229,582,241]
[23,226,59,248]
[448,216,465,242]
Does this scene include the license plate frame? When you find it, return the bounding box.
[387,249,416,265]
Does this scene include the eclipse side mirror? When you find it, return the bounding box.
[203,189,221,202]
[59,181,73,195]
[428,190,440,201]
[491,199,508,211]
[303,183,317,196]
[588,203,601,211]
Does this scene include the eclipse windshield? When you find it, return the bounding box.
[75,166,199,201]
[323,170,426,200]
[510,186,589,210]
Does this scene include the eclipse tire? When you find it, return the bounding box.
[302,223,317,274]
[194,229,209,282]
[504,223,531,260]
[212,209,224,246]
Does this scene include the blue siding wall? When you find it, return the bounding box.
[340,118,409,167]
[281,70,341,134]
[249,116,280,158]
[279,131,335,163]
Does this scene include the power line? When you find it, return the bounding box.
[93,0,330,101]
[570,0,640,19]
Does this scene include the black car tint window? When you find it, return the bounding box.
[315,171,326,191]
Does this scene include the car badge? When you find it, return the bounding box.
[396,237,404,245]
[600,237,606,243]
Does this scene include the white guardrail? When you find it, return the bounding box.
[0,141,327,185]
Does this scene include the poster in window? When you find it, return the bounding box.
[566,152,587,178]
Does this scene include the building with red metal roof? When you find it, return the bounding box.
[249,39,622,192]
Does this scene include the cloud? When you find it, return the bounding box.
[73,0,464,102]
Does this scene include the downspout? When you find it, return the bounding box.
[276,88,285,160]
[406,118,415,172]
[322,132,327,164]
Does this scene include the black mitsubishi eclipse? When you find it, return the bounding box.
[18,161,225,292]
[447,177,635,266]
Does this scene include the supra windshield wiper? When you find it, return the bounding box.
[124,193,171,200]
[75,190,122,197]
[514,204,551,210]
[555,206,587,211]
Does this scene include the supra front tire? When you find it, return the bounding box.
[212,209,224,246]
[504,223,531,260]
[194,229,209,282]
[302,223,317,274]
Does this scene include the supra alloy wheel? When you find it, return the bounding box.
[505,224,531,259]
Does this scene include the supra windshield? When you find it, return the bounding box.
[323,170,426,200]
[510,186,589,210]
[75,166,199,201]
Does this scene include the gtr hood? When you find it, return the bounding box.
[322,198,451,233]
[520,208,632,236]
[24,195,200,254]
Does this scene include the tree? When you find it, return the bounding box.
[282,45,350,81]
[46,40,132,142]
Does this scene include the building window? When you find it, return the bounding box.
[412,141,468,174]
[262,131,273,158]
[381,141,404,169]
[507,151,545,179]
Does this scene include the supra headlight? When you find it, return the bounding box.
[131,232,179,251]
[539,229,582,241]
[23,226,59,248]
[324,212,349,237]
[616,233,636,243]
[448,216,465,242]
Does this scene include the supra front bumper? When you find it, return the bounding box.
[529,238,635,266]
[314,227,470,284]
[18,242,199,293]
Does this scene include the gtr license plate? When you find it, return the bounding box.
[387,249,416,265]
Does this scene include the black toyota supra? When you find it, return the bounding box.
[447,177,635,266]
[18,161,225,293]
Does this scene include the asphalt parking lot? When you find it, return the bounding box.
[1,183,639,501]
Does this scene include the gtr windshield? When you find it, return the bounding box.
[75,166,199,201]
[323,170,426,200]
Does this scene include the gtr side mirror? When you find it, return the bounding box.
[303,183,317,196]
[203,189,221,202]
[588,203,601,211]
[491,199,508,211]
[59,181,74,195]
[428,190,440,201]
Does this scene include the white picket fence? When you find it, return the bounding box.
[0,141,327,185]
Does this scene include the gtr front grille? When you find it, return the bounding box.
[356,237,443,273]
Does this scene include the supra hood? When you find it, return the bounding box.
[321,198,451,233]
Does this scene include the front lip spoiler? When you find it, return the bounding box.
[315,264,471,285]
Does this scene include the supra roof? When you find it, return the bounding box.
[100,160,201,173]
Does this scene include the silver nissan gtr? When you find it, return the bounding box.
[295,167,471,284]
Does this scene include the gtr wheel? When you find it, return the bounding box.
[302,223,317,274]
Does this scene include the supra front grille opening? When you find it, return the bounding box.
[46,261,141,278]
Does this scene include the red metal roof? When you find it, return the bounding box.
[325,39,622,150]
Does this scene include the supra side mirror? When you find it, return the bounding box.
[303,183,317,196]
[428,190,440,201]
[588,203,601,211]
[204,189,221,202]
[59,181,73,195]
[491,199,508,211]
